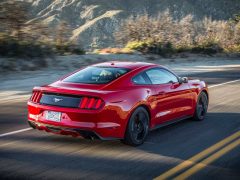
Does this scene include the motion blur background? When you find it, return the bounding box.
[0,0,240,68]
[0,1,240,179]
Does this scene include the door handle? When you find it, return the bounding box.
[157,91,165,95]
[152,91,165,96]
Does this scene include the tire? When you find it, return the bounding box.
[123,107,149,146]
[193,92,208,121]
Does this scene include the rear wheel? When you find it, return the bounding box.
[123,107,149,146]
[193,92,208,121]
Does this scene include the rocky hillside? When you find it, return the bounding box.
[25,0,240,49]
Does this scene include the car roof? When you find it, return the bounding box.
[92,61,157,70]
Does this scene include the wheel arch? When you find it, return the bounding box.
[124,103,151,134]
[201,89,209,101]
[122,104,151,146]
[138,104,151,121]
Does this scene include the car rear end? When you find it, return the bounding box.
[27,66,132,140]
[28,86,126,139]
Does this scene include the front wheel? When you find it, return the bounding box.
[193,92,208,121]
[123,107,149,146]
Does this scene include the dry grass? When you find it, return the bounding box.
[115,11,240,55]
[94,47,134,54]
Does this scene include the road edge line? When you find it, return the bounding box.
[0,128,32,138]
[209,79,240,88]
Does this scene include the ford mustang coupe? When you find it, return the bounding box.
[28,61,208,146]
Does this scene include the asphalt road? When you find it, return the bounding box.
[0,67,240,180]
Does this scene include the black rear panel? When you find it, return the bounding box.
[40,93,81,108]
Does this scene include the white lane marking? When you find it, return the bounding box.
[0,128,32,138]
[1,79,240,138]
[209,79,240,88]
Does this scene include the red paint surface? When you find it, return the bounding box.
[28,62,208,139]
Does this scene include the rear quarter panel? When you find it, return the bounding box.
[101,86,152,131]
[188,79,209,110]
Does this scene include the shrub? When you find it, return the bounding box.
[0,34,85,58]
[0,1,85,58]
[54,43,85,55]
[0,35,54,58]
[126,41,150,52]
[126,41,175,56]
[96,47,134,54]
[191,43,223,54]
[115,11,240,55]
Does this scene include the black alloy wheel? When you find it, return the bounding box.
[123,107,149,146]
[193,92,208,121]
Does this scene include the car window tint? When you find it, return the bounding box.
[146,68,178,84]
[63,67,130,84]
[132,74,147,84]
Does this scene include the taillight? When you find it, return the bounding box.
[30,91,42,103]
[79,97,104,110]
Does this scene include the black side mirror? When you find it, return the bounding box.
[179,77,188,83]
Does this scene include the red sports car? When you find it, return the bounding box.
[28,61,208,146]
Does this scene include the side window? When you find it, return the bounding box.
[145,68,178,84]
[132,74,147,84]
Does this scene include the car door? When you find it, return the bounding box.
[145,68,193,126]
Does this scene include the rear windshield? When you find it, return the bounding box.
[63,66,130,84]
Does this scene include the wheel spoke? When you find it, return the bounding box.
[137,123,143,133]
[197,95,208,119]
[132,130,139,140]
[131,112,147,141]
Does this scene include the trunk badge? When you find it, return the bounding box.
[54,98,63,102]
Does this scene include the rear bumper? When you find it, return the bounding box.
[28,101,126,139]
[28,120,119,140]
